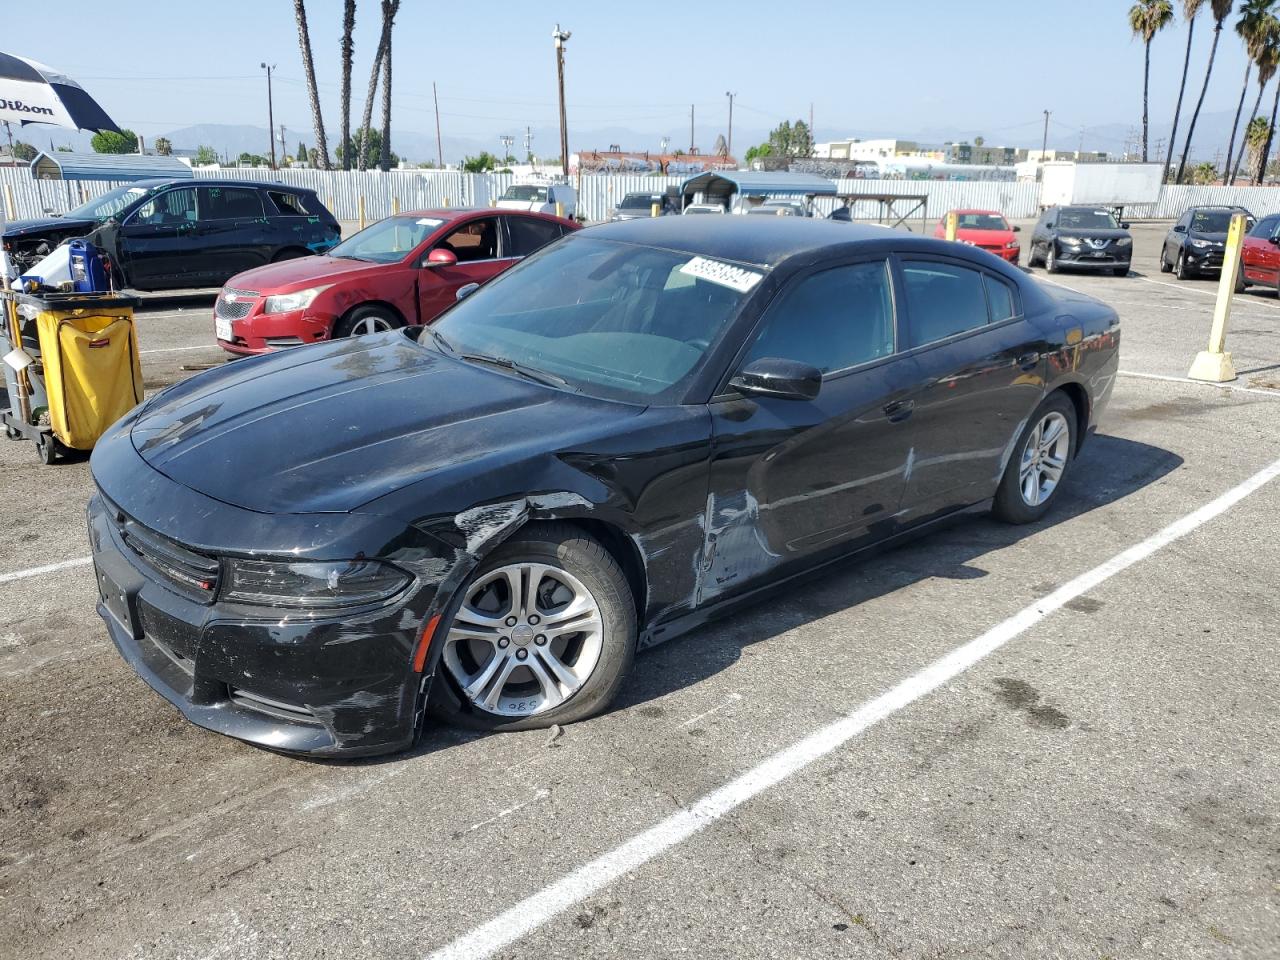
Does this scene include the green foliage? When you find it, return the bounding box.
[335,127,399,169]
[461,151,498,173]
[237,152,267,166]
[1191,161,1218,184]
[1128,0,1174,42]
[194,145,218,165]
[153,137,172,156]
[90,129,140,154]
[766,119,813,158]
[10,141,36,162]
[744,143,773,164]
[296,141,308,165]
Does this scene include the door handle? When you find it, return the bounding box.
[1016,351,1040,370]
[883,399,914,423]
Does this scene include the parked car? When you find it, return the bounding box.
[1026,205,1132,276]
[610,191,680,221]
[1,179,339,291]
[1162,205,1254,280]
[745,199,810,217]
[1240,212,1280,292]
[496,181,577,219]
[213,208,578,355]
[89,217,1119,757]
[933,209,1020,264]
[682,202,726,215]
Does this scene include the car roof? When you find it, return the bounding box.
[952,208,1004,215]
[138,178,312,193]
[397,208,576,225]
[586,216,939,268]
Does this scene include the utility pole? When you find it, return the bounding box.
[261,62,277,169]
[552,24,571,177]
[690,104,695,153]
[1041,109,1050,161]
[725,91,736,158]
[524,126,534,164]
[499,134,513,164]
[432,81,444,169]
[279,124,287,165]
[809,102,814,142]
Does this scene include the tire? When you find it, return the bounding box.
[1045,243,1061,273]
[1175,250,1192,281]
[35,436,58,465]
[1235,268,1248,293]
[432,522,636,732]
[5,424,22,441]
[1027,243,1042,269]
[333,304,403,339]
[992,393,1077,525]
[271,247,309,263]
[1113,266,1129,277]
[1159,245,1173,273]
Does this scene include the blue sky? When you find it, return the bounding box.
[4,0,1265,158]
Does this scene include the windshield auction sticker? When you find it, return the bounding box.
[679,256,763,293]
[416,218,444,227]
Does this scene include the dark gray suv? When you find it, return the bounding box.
[1027,205,1133,277]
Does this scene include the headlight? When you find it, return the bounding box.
[1189,238,1211,249]
[1005,239,1019,249]
[223,558,411,608]
[1059,236,1085,245]
[1116,237,1132,247]
[262,285,331,314]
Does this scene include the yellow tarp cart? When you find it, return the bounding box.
[1,290,142,464]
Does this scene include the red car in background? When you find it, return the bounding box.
[933,209,1021,264]
[214,208,579,355]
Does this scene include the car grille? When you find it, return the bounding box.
[215,288,258,321]
[228,687,322,724]
[102,494,220,601]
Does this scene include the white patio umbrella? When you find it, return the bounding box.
[0,51,120,135]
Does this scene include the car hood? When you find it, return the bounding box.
[1186,231,1229,242]
[955,228,1015,245]
[1,215,99,239]
[225,254,392,293]
[1057,227,1131,240]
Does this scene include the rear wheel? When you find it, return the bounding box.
[433,523,636,732]
[333,304,403,339]
[993,393,1077,524]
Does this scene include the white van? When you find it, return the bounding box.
[496,182,578,219]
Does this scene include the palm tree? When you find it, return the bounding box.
[1192,160,1220,183]
[356,0,398,171]
[1166,2,1207,179]
[1226,0,1275,183]
[1256,30,1280,180]
[1129,0,1175,161]
[1230,11,1280,181]
[293,0,330,170]
[1177,0,1235,184]
[340,0,356,171]
[378,0,400,171]
[1244,114,1271,176]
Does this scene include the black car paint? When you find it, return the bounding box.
[89,219,1120,756]
[1161,205,1253,275]
[1030,205,1133,271]
[2,178,340,290]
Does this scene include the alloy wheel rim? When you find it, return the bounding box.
[352,315,392,335]
[1018,411,1070,507]
[442,562,605,718]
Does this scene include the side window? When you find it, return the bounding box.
[983,274,1018,323]
[1248,216,1272,238]
[742,261,895,375]
[506,216,562,257]
[437,218,500,262]
[267,190,311,216]
[132,187,197,226]
[902,260,990,347]
[197,186,264,220]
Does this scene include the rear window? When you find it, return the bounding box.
[268,191,312,216]
[619,194,659,210]
[984,274,1018,322]
[198,186,263,220]
[902,261,990,347]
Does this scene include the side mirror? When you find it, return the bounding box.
[729,357,822,401]
[424,248,457,268]
[1173,224,1186,233]
[455,282,480,301]
[1268,236,1280,247]
[1120,221,1131,229]
[1012,225,1021,232]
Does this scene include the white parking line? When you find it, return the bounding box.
[425,454,1280,960]
[139,344,222,356]
[1119,369,1280,397]
[677,693,743,728]
[0,556,92,585]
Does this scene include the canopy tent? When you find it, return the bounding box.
[0,52,120,133]
[28,152,192,182]
[679,171,837,212]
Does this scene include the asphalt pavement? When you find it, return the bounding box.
[0,219,1277,960]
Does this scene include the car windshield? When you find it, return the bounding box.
[327,214,441,263]
[957,213,1009,230]
[503,185,549,203]
[423,236,759,403]
[619,195,658,210]
[1059,208,1119,229]
[65,185,155,221]
[1190,210,1233,233]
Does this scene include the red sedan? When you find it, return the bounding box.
[214,208,579,355]
[933,209,1021,264]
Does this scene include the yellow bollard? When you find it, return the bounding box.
[651,202,660,218]
[1188,212,1245,383]
[2,183,13,222]
[392,196,400,215]
[944,210,958,242]
[443,196,450,209]
[358,195,367,230]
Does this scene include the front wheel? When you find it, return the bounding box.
[433,523,636,732]
[993,393,1077,524]
[1159,245,1173,273]
[1045,244,1060,273]
[1175,251,1192,281]
[333,304,403,339]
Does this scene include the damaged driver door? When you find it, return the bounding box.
[700,259,917,605]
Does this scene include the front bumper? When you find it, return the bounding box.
[1055,243,1132,270]
[1183,245,1226,270]
[216,302,333,356]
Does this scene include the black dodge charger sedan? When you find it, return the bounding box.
[88,218,1119,757]
[1027,205,1133,276]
